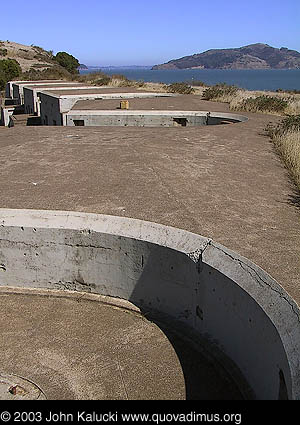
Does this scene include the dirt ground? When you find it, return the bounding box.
[0,97,299,305]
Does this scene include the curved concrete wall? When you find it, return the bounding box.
[0,209,299,400]
[65,110,248,127]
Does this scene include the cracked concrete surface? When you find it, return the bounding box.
[208,241,300,319]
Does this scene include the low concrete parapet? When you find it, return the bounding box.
[65,110,248,127]
[0,209,299,399]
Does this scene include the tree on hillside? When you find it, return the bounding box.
[55,51,79,74]
[0,58,22,90]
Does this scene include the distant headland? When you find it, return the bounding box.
[152,43,300,70]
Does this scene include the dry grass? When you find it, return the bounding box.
[136,81,168,92]
[77,74,170,92]
[225,90,257,109]
[206,87,300,116]
[0,41,56,72]
[191,86,206,96]
[284,99,300,116]
[265,116,300,191]
[272,131,300,190]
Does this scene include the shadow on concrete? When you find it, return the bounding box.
[12,105,25,115]
[143,315,244,400]
[27,116,42,126]
[126,243,246,400]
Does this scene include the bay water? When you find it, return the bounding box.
[80,68,300,91]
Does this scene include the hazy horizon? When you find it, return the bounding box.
[2,0,299,66]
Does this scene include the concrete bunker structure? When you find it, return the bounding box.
[65,110,248,127]
[3,80,79,127]
[39,91,177,126]
[23,84,95,116]
[11,81,84,105]
[5,80,65,99]
[0,209,299,400]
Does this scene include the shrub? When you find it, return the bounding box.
[166,82,194,94]
[241,95,288,113]
[111,73,128,81]
[34,53,53,63]
[111,74,131,86]
[0,58,22,88]
[279,115,300,132]
[202,83,238,100]
[0,48,7,56]
[54,51,80,74]
[0,71,6,90]
[76,71,108,83]
[186,79,206,87]
[265,115,300,137]
[276,88,300,94]
[134,80,145,88]
[31,44,43,50]
[22,65,72,81]
[32,63,53,68]
[94,76,112,86]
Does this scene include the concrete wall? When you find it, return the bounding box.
[12,81,80,105]
[5,80,65,99]
[65,110,248,127]
[6,81,37,99]
[39,93,62,126]
[5,82,12,98]
[0,209,299,400]
[23,87,35,114]
[0,106,15,126]
[24,86,96,116]
[39,93,177,126]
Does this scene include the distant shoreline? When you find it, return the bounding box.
[79,68,300,91]
[84,66,153,70]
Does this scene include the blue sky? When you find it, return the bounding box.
[1,0,299,66]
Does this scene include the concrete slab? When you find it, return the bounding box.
[0,288,243,400]
[71,95,235,111]
[39,90,177,125]
[6,80,65,99]
[45,87,145,96]
[0,99,297,304]
[0,95,299,399]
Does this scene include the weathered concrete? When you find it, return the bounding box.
[0,103,298,302]
[39,92,177,125]
[5,80,64,99]
[23,84,92,115]
[0,209,299,400]
[12,81,83,105]
[0,96,299,399]
[65,110,248,127]
[0,287,244,400]
[24,86,142,117]
[0,106,15,127]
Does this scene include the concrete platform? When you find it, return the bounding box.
[0,288,243,400]
[0,97,298,303]
[0,94,299,399]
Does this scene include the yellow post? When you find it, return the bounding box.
[120,100,129,110]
